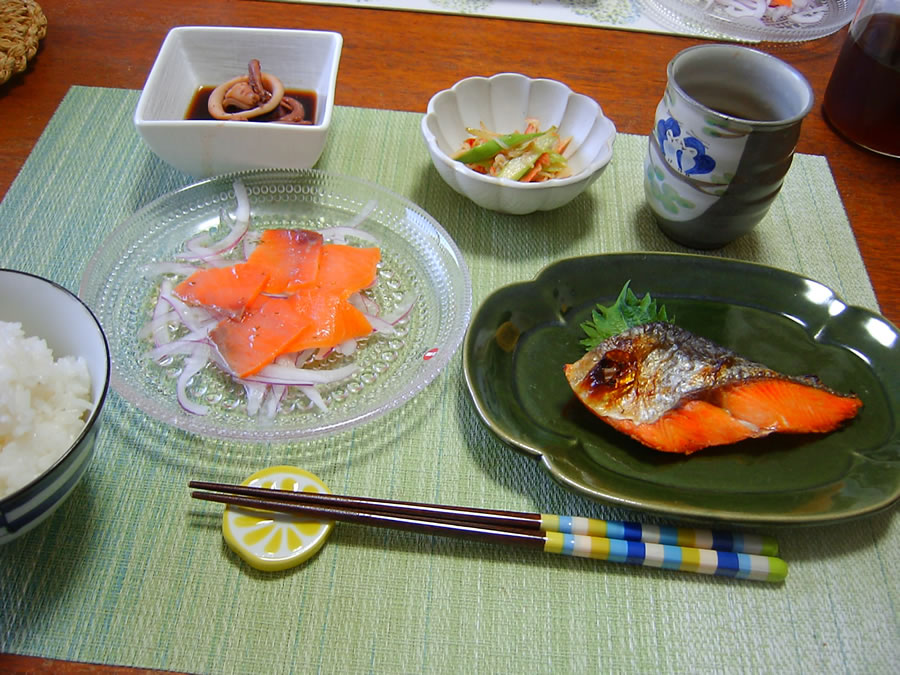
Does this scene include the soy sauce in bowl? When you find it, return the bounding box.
[185,86,318,124]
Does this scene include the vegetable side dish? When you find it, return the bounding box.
[564,283,862,454]
[452,119,572,182]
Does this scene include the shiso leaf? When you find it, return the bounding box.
[579,281,673,350]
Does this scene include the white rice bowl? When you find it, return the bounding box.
[0,321,93,498]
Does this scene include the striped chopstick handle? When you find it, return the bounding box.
[539,514,778,556]
[543,532,787,582]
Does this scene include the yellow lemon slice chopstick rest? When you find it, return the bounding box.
[222,466,334,571]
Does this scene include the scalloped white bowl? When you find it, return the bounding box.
[421,73,616,215]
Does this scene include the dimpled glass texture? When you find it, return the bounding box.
[79,170,472,442]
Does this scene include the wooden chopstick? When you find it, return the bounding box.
[188,480,776,555]
[189,482,787,582]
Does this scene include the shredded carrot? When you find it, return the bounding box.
[522,153,551,183]
[455,121,570,182]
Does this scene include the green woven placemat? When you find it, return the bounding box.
[0,86,896,673]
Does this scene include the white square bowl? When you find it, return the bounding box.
[134,26,342,178]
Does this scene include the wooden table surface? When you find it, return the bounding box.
[1,0,897,672]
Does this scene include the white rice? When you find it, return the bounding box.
[0,321,92,499]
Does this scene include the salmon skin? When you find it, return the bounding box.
[564,321,863,454]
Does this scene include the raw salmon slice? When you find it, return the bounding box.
[188,228,380,378]
[314,244,380,295]
[280,291,342,352]
[246,229,324,293]
[564,321,862,454]
[174,263,269,319]
[282,290,373,353]
[211,296,311,378]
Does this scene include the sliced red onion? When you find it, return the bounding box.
[364,314,396,335]
[175,225,248,261]
[348,291,379,316]
[147,335,214,362]
[138,306,176,343]
[185,233,213,254]
[175,183,250,261]
[158,289,215,332]
[299,384,327,412]
[320,225,379,246]
[337,199,377,232]
[184,208,233,252]
[336,339,358,356]
[381,292,417,325]
[243,381,267,417]
[262,386,282,420]
[244,362,359,386]
[178,323,218,343]
[205,345,235,376]
[348,291,416,336]
[291,349,316,366]
[199,255,241,269]
[140,262,203,277]
[176,344,211,416]
[232,179,251,225]
[141,279,176,346]
[263,354,295,419]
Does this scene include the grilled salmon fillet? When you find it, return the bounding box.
[564,321,862,454]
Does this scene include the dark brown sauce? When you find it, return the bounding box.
[185,86,318,123]
[824,13,900,156]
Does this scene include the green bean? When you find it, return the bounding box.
[452,132,542,164]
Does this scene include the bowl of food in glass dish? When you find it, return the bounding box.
[134,26,342,178]
[79,170,472,444]
[421,73,617,215]
[0,269,110,545]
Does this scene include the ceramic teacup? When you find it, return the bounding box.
[644,45,814,249]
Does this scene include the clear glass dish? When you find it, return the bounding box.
[79,170,472,442]
[640,0,858,42]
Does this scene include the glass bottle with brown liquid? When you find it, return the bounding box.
[823,0,900,158]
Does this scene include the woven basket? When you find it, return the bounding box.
[1,0,47,85]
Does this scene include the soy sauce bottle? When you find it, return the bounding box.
[823,0,900,158]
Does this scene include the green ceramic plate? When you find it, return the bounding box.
[463,253,900,525]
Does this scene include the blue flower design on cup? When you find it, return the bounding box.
[657,118,716,176]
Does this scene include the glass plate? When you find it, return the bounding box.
[640,0,858,42]
[463,253,900,525]
[80,170,471,442]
